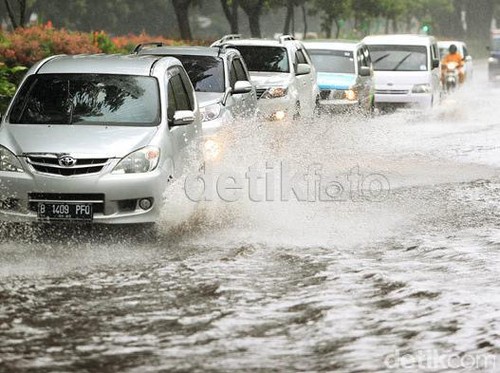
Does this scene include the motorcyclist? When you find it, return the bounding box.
[441,44,465,85]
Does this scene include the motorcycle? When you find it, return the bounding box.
[444,61,460,92]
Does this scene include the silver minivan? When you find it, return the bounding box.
[135,45,257,136]
[0,54,202,224]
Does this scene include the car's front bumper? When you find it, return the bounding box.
[257,96,295,121]
[0,167,169,224]
[374,92,433,108]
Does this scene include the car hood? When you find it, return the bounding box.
[317,73,356,90]
[373,70,431,89]
[249,71,293,88]
[1,124,159,158]
[196,92,224,107]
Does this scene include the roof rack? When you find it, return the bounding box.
[211,34,241,47]
[279,35,295,44]
[133,42,165,54]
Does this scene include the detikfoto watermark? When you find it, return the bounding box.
[184,162,391,203]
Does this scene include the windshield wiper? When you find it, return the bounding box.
[392,53,413,71]
[373,53,390,64]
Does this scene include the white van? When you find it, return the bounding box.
[363,34,441,109]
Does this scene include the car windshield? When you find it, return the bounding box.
[9,74,160,126]
[230,46,289,73]
[308,49,355,74]
[368,45,428,71]
[176,55,225,92]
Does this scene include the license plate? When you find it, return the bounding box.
[37,202,93,221]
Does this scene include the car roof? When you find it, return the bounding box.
[219,39,295,48]
[137,45,238,58]
[35,54,177,76]
[363,34,436,46]
[302,40,361,52]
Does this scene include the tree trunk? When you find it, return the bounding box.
[240,0,264,38]
[172,0,193,40]
[392,17,398,33]
[385,17,389,34]
[283,0,294,35]
[4,0,18,28]
[302,4,307,39]
[220,0,239,34]
[248,10,262,37]
[334,18,340,39]
[466,0,493,40]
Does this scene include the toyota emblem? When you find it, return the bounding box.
[58,155,77,167]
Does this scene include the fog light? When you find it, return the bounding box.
[139,198,153,210]
[204,139,221,161]
[272,110,286,121]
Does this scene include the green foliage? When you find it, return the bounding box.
[0,64,27,113]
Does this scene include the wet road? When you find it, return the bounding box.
[1,66,499,372]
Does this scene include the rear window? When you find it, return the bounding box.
[175,55,225,93]
[308,49,355,74]
[368,45,428,72]
[9,74,160,126]
[230,46,289,73]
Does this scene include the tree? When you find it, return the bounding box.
[172,0,194,40]
[311,0,351,38]
[465,0,495,40]
[239,0,265,37]
[3,0,28,29]
[220,0,240,34]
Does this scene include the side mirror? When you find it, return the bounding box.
[359,66,371,77]
[172,110,195,126]
[432,59,440,69]
[233,80,253,94]
[296,63,311,76]
[465,55,473,62]
[486,46,490,51]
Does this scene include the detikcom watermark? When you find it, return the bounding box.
[384,348,497,371]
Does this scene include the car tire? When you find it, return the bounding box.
[293,102,301,120]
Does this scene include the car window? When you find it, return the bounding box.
[363,47,372,66]
[175,55,225,93]
[229,46,290,73]
[368,45,428,72]
[229,61,238,88]
[9,74,160,126]
[308,49,355,74]
[232,58,248,81]
[295,49,308,64]
[463,45,469,57]
[169,73,192,112]
[357,49,369,69]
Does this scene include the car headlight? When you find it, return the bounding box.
[488,57,499,64]
[261,87,288,99]
[200,103,222,122]
[112,146,160,174]
[0,146,24,173]
[412,84,431,94]
[344,89,357,101]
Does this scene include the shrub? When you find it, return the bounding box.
[0,23,101,67]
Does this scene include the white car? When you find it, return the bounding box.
[363,34,441,110]
[438,40,473,81]
[212,35,319,120]
[0,54,202,224]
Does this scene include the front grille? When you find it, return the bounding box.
[256,88,267,99]
[320,89,345,100]
[375,89,409,95]
[25,155,109,176]
[28,193,105,213]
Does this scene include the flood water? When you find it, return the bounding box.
[0,65,499,372]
